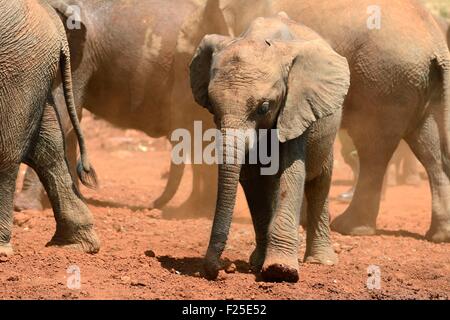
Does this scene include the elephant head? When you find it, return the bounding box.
[190,19,350,278]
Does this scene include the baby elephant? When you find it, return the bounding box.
[0,0,99,256]
[190,13,350,282]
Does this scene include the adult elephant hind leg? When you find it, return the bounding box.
[25,103,99,253]
[304,157,338,266]
[0,168,20,256]
[331,127,401,236]
[14,104,82,212]
[189,163,217,216]
[14,167,48,211]
[152,161,185,210]
[168,163,217,218]
[65,129,81,188]
[405,111,450,243]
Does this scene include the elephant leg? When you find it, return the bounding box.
[0,167,20,256]
[240,164,276,271]
[299,197,308,229]
[179,163,217,218]
[304,157,338,265]
[152,161,185,210]
[193,163,217,210]
[14,167,47,211]
[405,112,450,243]
[14,120,79,212]
[261,137,305,283]
[331,130,400,236]
[65,128,80,186]
[401,144,421,186]
[24,103,99,253]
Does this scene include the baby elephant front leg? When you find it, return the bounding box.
[261,137,306,283]
[303,156,338,265]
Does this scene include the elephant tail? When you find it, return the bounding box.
[60,44,98,189]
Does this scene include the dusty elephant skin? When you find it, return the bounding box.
[15,0,231,216]
[434,14,450,50]
[218,0,450,243]
[190,15,350,282]
[0,0,99,256]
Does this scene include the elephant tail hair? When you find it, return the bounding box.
[77,160,98,190]
[60,44,99,189]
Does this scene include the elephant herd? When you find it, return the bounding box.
[0,0,449,283]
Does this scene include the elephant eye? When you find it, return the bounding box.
[257,101,270,116]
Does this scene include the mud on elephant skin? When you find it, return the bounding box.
[15,0,232,216]
[190,14,350,282]
[0,0,99,256]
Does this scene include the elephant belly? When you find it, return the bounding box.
[84,84,172,138]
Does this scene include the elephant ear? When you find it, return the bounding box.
[47,0,87,69]
[276,40,350,142]
[190,34,232,112]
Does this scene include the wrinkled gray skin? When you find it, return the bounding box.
[15,0,230,215]
[0,0,99,256]
[190,15,350,282]
[218,0,450,243]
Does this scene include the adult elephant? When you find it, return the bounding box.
[434,14,449,50]
[15,0,229,215]
[217,0,450,242]
[0,0,99,256]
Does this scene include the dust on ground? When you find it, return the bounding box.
[1,112,449,300]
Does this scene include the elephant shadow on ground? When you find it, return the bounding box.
[85,197,148,212]
[86,197,225,222]
[375,229,425,240]
[157,256,252,278]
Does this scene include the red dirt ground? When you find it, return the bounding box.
[1,112,449,300]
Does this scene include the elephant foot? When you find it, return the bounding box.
[331,212,376,236]
[151,196,169,210]
[261,263,299,283]
[426,224,450,243]
[304,245,338,265]
[0,243,14,257]
[249,247,266,272]
[14,189,48,212]
[203,257,222,280]
[261,255,299,283]
[47,226,100,254]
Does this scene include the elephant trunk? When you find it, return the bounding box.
[204,128,245,279]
